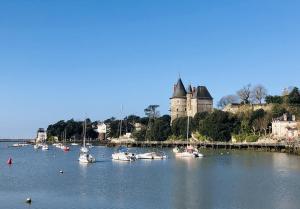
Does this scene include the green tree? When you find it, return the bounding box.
[198,110,239,142]
[265,95,283,104]
[287,87,300,104]
[171,117,189,139]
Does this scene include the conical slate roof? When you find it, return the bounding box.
[172,78,187,98]
[193,86,213,100]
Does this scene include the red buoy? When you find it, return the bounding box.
[7,158,12,165]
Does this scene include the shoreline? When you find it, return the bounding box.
[2,139,300,156]
[106,140,300,156]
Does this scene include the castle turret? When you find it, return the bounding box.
[170,78,187,122]
[170,78,213,122]
[192,86,213,115]
[186,85,193,117]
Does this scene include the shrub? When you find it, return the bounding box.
[245,135,259,142]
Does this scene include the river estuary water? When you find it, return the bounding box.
[1,143,300,209]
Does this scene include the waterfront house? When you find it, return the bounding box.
[97,123,107,140]
[36,128,47,143]
[272,114,299,140]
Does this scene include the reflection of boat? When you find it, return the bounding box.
[112,147,136,161]
[79,119,96,164]
[136,152,167,160]
[176,116,203,158]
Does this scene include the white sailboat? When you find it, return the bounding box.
[176,116,203,158]
[61,130,70,152]
[79,119,96,163]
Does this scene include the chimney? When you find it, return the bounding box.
[193,87,196,93]
[173,84,176,92]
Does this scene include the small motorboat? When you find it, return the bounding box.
[41,144,49,151]
[71,143,79,146]
[112,147,136,162]
[176,146,204,158]
[136,152,167,160]
[61,145,70,152]
[173,147,180,153]
[12,143,28,148]
[34,144,42,149]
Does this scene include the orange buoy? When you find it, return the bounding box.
[7,158,12,165]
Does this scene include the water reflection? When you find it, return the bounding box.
[1,145,300,209]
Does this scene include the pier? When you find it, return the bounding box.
[104,141,300,155]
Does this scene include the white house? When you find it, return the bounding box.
[272,114,299,140]
[36,128,47,143]
[97,123,107,140]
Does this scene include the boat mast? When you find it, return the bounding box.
[83,119,86,148]
[187,116,190,146]
[119,105,124,138]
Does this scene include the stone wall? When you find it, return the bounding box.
[171,98,187,122]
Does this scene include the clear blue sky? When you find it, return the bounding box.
[0,0,299,138]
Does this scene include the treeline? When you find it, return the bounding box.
[47,119,98,141]
[47,87,300,143]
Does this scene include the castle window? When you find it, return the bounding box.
[177,108,179,112]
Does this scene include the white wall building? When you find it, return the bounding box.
[272,114,299,140]
[36,128,47,143]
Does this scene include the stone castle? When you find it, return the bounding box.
[170,78,213,122]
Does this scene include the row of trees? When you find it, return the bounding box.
[47,119,98,141]
[265,87,300,105]
[219,85,300,108]
[218,84,268,108]
[47,86,300,143]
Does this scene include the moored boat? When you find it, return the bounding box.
[112,147,136,162]
[175,116,204,159]
[78,119,96,164]
[136,152,167,160]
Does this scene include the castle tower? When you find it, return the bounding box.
[186,85,193,117]
[170,78,214,122]
[170,78,187,122]
[192,86,213,116]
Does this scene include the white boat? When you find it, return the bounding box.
[79,119,96,164]
[176,149,203,158]
[71,143,79,146]
[175,116,204,158]
[12,143,28,147]
[79,147,96,163]
[136,152,167,160]
[112,147,136,162]
[42,144,49,151]
[34,144,42,149]
[173,147,180,153]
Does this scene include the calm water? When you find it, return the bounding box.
[1,143,300,209]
